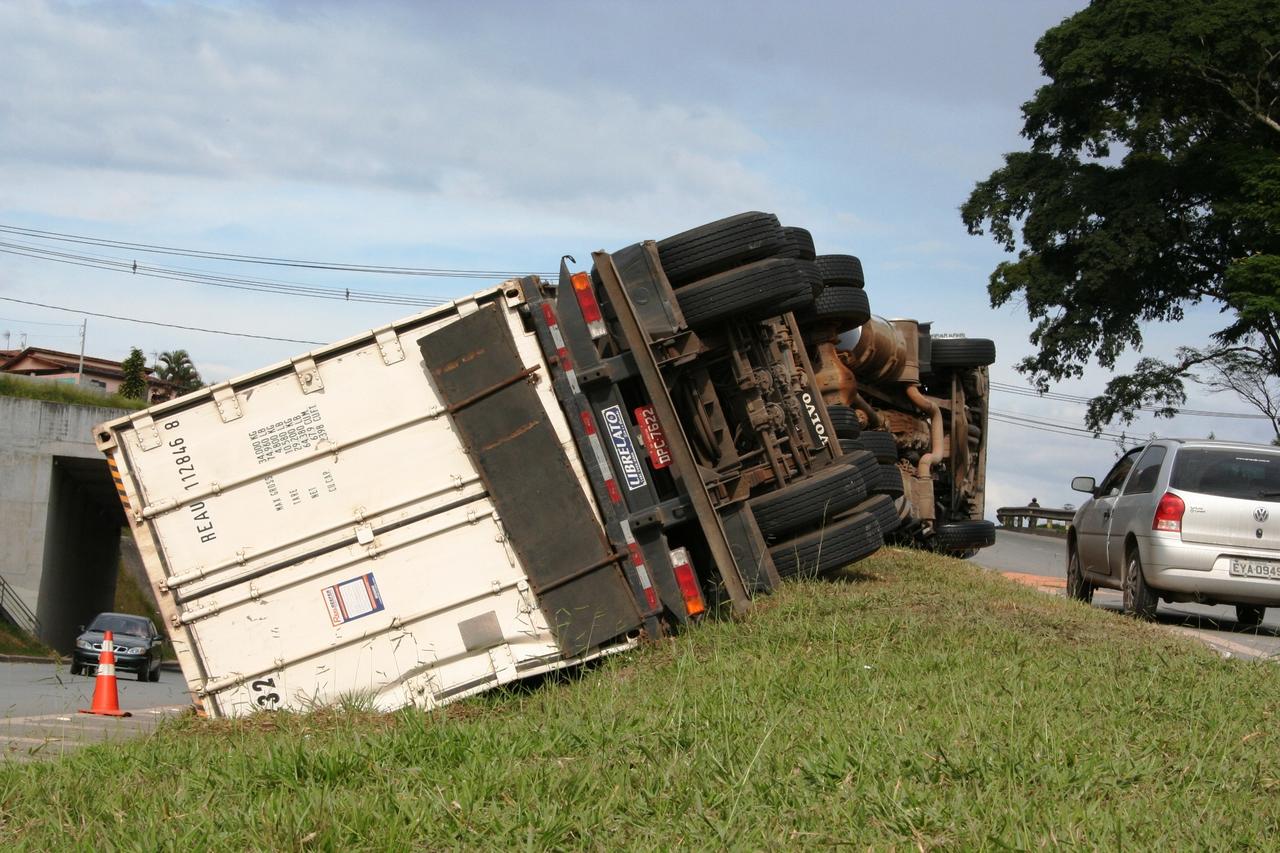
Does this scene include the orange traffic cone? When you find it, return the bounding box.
[79,630,132,717]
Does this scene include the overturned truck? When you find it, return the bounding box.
[95,212,991,717]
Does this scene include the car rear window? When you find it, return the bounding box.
[1171,448,1280,500]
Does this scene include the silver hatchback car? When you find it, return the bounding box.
[1067,439,1280,624]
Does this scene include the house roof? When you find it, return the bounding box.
[0,346,164,384]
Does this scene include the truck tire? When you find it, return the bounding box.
[848,493,900,537]
[748,465,869,539]
[778,226,816,261]
[930,337,996,368]
[769,511,883,578]
[827,405,861,440]
[815,254,865,288]
[871,463,905,498]
[657,212,786,286]
[676,258,813,328]
[850,430,897,464]
[838,445,879,490]
[797,286,870,329]
[934,520,996,553]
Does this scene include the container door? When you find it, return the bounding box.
[418,304,642,656]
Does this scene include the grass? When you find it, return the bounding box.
[0,622,52,658]
[0,375,145,410]
[3,549,1280,849]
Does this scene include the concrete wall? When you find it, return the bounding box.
[0,397,131,650]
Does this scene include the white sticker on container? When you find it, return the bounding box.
[322,572,384,626]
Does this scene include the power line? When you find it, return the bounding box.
[990,381,1269,420]
[0,223,558,279]
[0,296,325,345]
[988,413,1138,446]
[0,315,82,327]
[0,240,453,307]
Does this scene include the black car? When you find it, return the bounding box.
[72,612,164,682]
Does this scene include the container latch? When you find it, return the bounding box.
[373,326,405,365]
[131,413,161,450]
[293,355,324,394]
[212,384,242,422]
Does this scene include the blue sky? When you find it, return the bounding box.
[1,0,1273,513]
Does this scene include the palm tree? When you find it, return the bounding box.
[154,349,203,394]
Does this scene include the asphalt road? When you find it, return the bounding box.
[0,660,192,718]
[971,529,1280,661]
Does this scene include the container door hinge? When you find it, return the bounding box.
[131,413,161,450]
[293,355,324,394]
[489,644,518,685]
[373,326,405,365]
[211,384,242,422]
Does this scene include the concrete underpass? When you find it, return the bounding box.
[1,397,132,653]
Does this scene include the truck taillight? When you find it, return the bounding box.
[571,272,608,340]
[1152,492,1185,533]
[669,547,706,617]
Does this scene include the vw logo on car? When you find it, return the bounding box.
[1256,507,1270,523]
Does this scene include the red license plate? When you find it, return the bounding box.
[634,405,672,470]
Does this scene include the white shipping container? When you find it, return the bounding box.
[97,285,641,718]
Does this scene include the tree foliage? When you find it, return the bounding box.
[961,0,1280,434]
[154,349,203,395]
[119,347,148,400]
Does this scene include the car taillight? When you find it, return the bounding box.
[669,547,706,617]
[1152,491,1185,533]
[570,272,608,339]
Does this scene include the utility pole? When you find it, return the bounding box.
[76,319,86,387]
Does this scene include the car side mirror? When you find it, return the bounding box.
[1071,476,1096,494]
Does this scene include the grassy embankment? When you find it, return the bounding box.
[0,375,145,410]
[2,549,1278,848]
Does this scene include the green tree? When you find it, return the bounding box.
[961,0,1280,435]
[119,347,148,400]
[154,349,203,395]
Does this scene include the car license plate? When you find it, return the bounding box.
[1229,558,1280,580]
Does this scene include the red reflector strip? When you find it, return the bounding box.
[570,271,608,339]
[620,520,658,611]
[579,410,596,435]
[540,302,581,393]
[605,479,622,504]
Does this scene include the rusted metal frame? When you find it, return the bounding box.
[592,247,754,615]
[784,312,839,465]
[445,365,541,415]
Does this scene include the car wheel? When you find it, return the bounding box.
[796,286,871,330]
[676,258,816,328]
[137,663,149,682]
[929,337,996,369]
[748,465,869,539]
[1123,548,1159,621]
[777,226,816,261]
[1235,605,1266,627]
[849,430,898,464]
[934,520,997,553]
[69,662,82,676]
[869,463,905,498]
[768,511,883,578]
[827,405,861,440]
[814,254,865,289]
[657,211,787,286]
[1066,547,1094,604]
